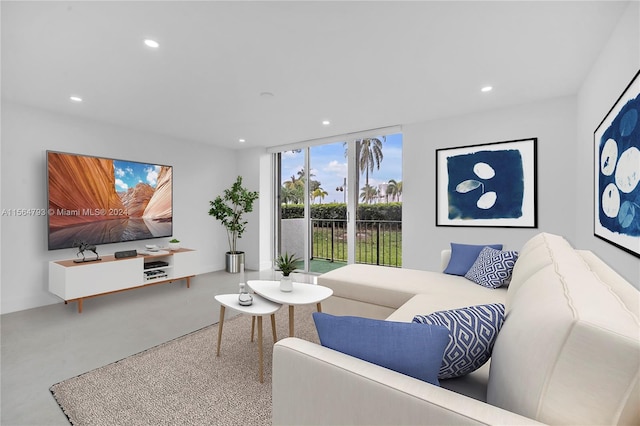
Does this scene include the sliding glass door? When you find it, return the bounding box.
[276,142,349,273]
[354,134,403,267]
[275,131,402,274]
[308,142,349,273]
[276,149,308,272]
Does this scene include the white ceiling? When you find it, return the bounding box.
[1,1,630,150]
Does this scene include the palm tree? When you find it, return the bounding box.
[386,179,403,202]
[311,188,328,204]
[360,184,378,204]
[283,174,304,204]
[283,174,300,190]
[280,185,295,204]
[283,168,323,204]
[343,137,386,191]
[293,168,321,194]
[357,137,385,189]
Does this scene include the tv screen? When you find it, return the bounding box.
[47,151,173,250]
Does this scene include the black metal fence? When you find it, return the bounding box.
[311,219,402,267]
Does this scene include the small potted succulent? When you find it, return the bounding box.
[168,238,181,250]
[275,252,300,292]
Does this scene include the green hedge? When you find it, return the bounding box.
[281,202,401,221]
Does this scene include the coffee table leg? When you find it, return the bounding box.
[317,302,322,312]
[217,306,225,357]
[251,316,256,342]
[258,316,264,383]
[271,313,277,342]
[288,305,295,337]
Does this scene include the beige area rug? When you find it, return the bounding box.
[50,304,320,426]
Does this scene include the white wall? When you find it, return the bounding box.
[235,147,272,271]
[401,1,639,287]
[575,1,640,286]
[1,102,236,314]
[402,96,578,273]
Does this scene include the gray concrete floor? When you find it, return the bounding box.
[1,269,314,426]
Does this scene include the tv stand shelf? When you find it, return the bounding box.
[49,248,197,313]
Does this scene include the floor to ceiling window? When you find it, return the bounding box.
[308,141,349,273]
[273,129,402,274]
[354,133,403,268]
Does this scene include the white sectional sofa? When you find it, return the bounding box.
[272,232,640,425]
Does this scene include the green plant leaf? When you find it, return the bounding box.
[208,176,259,252]
[275,252,301,276]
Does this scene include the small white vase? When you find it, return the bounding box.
[280,276,293,292]
[168,242,181,251]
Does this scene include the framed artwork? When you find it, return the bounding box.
[593,69,640,258]
[436,138,537,228]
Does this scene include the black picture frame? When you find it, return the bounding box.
[436,138,538,228]
[593,69,640,258]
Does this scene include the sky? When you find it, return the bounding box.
[113,160,162,192]
[280,132,403,203]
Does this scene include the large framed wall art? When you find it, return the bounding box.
[436,138,537,228]
[593,69,640,258]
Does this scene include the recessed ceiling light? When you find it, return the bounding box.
[481,86,493,92]
[322,120,331,126]
[144,39,160,48]
[69,96,83,102]
[239,139,246,143]
[260,92,275,98]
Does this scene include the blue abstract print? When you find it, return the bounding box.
[598,93,640,237]
[447,149,524,220]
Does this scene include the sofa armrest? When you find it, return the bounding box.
[273,338,544,426]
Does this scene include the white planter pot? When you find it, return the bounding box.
[168,242,181,250]
[280,276,293,292]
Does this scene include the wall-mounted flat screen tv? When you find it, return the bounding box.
[47,151,173,250]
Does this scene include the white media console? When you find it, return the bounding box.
[48,248,198,313]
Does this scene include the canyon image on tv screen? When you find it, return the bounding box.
[47,151,173,250]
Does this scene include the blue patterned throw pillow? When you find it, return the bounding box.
[464,247,519,289]
[413,303,505,379]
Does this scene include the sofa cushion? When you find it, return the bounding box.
[464,247,519,289]
[413,303,505,379]
[443,243,503,276]
[312,312,450,386]
[506,232,573,310]
[319,264,484,311]
[577,250,639,320]
[488,232,640,425]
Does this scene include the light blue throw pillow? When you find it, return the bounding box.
[413,303,505,379]
[313,312,449,386]
[464,247,519,289]
[443,243,503,276]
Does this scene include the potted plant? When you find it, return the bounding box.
[208,176,259,273]
[168,238,181,250]
[275,252,301,292]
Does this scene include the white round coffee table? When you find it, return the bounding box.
[247,280,333,337]
[214,293,281,383]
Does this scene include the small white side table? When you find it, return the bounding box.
[247,280,333,338]
[214,293,281,383]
